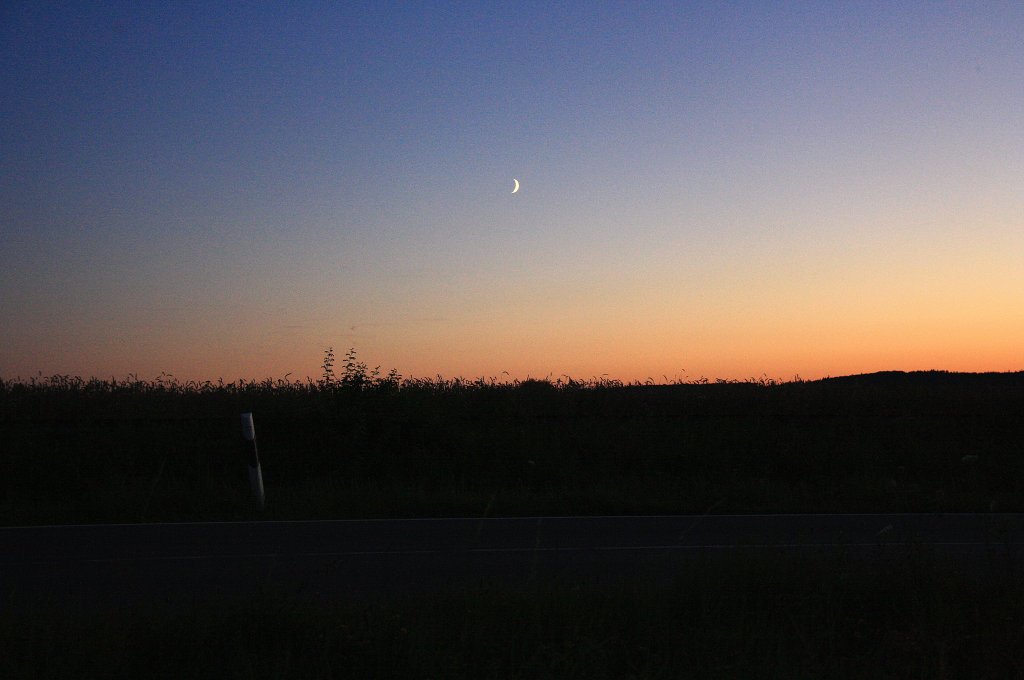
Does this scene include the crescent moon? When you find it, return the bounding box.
[512,178,520,194]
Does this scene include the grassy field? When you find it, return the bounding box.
[4,549,1023,679]
[5,355,1024,676]
[2,353,1023,525]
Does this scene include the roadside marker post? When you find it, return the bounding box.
[241,412,265,509]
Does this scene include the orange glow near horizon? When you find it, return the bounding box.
[9,305,1019,385]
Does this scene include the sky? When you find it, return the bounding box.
[2,1,1022,383]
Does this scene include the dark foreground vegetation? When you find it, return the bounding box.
[2,351,1023,525]
[5,355,1024,676]
[4,550,1023,679]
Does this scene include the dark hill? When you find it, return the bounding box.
[813,370,1024,387]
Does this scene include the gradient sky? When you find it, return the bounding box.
[2,1,1022,382]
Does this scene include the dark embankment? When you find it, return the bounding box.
[2,369,1022,525]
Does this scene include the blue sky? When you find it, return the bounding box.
[2,2,1022,381]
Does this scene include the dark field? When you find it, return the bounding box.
[5,363,1024,677]
[2,362,1023,525]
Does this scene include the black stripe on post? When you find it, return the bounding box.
[240,412,265,509]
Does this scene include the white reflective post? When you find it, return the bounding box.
[241,412,265,509]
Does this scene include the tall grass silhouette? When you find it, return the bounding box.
[2,351,1023,524]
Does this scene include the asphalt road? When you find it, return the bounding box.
[3,514,1023,610]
